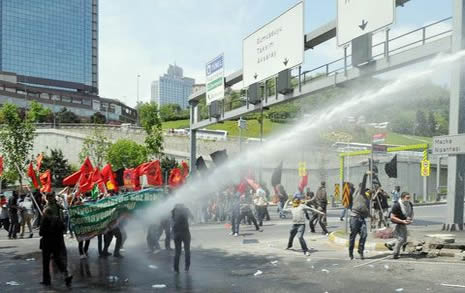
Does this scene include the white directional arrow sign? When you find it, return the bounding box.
[337,0,395,46]
[243,2,304,88]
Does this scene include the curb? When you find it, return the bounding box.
[328,201,448,211]
[328,231,389,251]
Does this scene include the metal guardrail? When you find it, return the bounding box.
[302,17,452,83]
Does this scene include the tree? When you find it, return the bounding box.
[415,110,428,136]
[106,139,147,170]
[138,102,164,157]
[90,112,107,124]
[79,129,110,168]
[27,101,53,123]
[145,125,164,157]
[40,149,72,187]
[0,103,36,184]
[56,107,80,124]
[138,102,162,133]
[427,111,437,136]
[160,156,180,183]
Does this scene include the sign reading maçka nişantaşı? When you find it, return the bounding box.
[206,54,225,105]
[337,0,395,46]
[242,2,304,88]
[432,134,465,155]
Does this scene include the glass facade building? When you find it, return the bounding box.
[151,65,195,109]
[0,0,98,92]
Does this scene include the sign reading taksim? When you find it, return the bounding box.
[205,54,225,105]
[337,0,395,46]
[242,2,304,88]
[433,134,465,155]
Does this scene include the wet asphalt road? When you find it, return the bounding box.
[0,205,464,292]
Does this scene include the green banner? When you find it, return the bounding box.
[69,188,165,241]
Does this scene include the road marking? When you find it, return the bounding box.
[353,255,391,268]
[383,259,465,266]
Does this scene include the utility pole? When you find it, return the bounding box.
[137,74,141,126]
[137,74,141,105]
[445,0,465,231]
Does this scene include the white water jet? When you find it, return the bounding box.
[127,50,464,232]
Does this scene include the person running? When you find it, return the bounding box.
[308,182,329,235]
[239,192,262,232]
[284,195,315,256]
[40,207,72,287]
[348,174,370,260]
[172,203,193,273]
[385,192,414,259]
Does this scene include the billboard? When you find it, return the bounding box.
[243,2,304,88]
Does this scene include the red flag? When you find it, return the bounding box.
[168,168,183,188]
[246,178,260,191]
[78,172,93,194]
[237,179,248,195]
[62,170,82,186]
[39,170,52,193]
[123,168,141,190]
[36,153,44,172]
[92,168,104,185]
[0,156,3,177]
[132,166,141,190]
[123,169,133,188]
[80,157,94,174]
[101,164,119,191]
[27,162,40,189]
[181,161,189,179]
[298,173,308,193]
[139,161,163,187]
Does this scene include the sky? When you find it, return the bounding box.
[98,0,452,107]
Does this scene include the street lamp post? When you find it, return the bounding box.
[137,74,141,126]
[137,74,141,105]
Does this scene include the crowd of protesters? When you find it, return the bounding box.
[0,161,413,288]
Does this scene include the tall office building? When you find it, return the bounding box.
[151,65,195,109]
[0,0,137,123]
[0,0,98,93]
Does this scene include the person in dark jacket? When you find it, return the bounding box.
[276,184,288,219]
[172,203,193,273]
[385,192,414,259]
[101,226,123,257]
[8,191,19,239]
[230,192,241,236]
[39,207,72,287]
[308,182,329,235]
[348,173,371,260]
